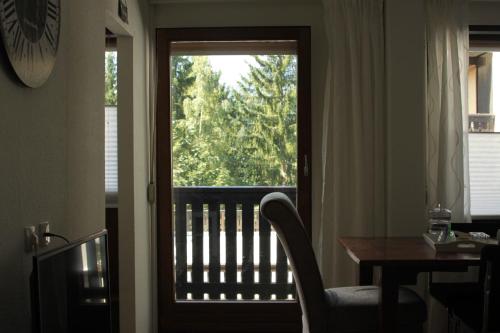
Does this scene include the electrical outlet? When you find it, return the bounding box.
[24,226,38,252]
[39,222,50,247]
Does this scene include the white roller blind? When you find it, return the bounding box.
[469,133,500,216]
[105,106,118,194]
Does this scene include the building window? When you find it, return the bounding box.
[468,27,500,217]
[105,40,118,206]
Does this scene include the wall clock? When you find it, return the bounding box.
[0,0,61,88]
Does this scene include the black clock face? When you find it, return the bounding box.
[0,0,60,88]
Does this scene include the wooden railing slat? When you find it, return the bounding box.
[191,200,204,299]
[242,202,255,299]
[225,201,237,299]
[174,198,188,299]
[276,241,288,299]
[259,211,271,300]
[208,200,221,299]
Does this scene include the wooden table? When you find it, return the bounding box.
[338,237,481,333]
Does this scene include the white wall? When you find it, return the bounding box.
[470,0,500,25]
[65,1,107,239]
[0,0,151,331]
[0,1,105,332]
[104,1,152,333]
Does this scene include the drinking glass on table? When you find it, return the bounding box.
[428,204,452,243]
[428,219,451,243]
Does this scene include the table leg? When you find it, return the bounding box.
[379,266,399,333]
[359,263,373,285]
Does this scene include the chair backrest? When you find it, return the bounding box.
[260,192,327,333]
[481,245,500,332]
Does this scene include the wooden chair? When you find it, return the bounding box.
[260,192,427,333]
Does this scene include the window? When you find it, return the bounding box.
[105,39,118,206]
[468,27,500,217]
[156,27,311,333]
[170,52,298,302]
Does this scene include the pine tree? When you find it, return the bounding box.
[171,56,195,120]
[232,55,298,186]
[172,56,232,186]
[170,55,298,187]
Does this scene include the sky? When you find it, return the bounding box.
[208,55,256,88]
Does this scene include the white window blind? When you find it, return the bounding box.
[105,106,118,194]
[469,133,500,216]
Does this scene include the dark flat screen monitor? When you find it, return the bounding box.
[32,230,112,333]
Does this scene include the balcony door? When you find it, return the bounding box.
[156,27,311,332]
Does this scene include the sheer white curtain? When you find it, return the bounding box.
[426,0,470,223]
[318,0,386,288]
[425,1,470,331]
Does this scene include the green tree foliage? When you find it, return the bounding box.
[172,56,233,185]
[233,55,297,185]
[171,55,297,186]
[105,52,117,106]
[171,56,195,119]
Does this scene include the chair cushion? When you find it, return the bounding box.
[324,286,427,333]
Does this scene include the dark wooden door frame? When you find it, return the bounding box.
[156,26,311,333]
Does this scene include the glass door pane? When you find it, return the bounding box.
[170,51,298,301]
